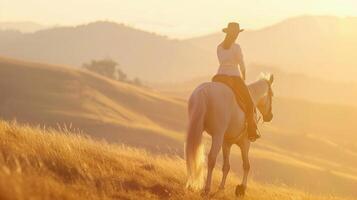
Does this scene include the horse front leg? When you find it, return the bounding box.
[203,133,224,195]
[219,141,232,190]
[236,139,250,197]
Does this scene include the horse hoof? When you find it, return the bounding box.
[200,188,210,197]
[235,184,246,197]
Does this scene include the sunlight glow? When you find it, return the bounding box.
[1,0,357,38]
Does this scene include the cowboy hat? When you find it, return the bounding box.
[222,22,244,33]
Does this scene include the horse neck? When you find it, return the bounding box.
[248,79,269,106]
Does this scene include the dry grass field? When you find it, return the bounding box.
[0,120,352,200]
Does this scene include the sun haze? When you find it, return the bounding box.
[1,0,357,38]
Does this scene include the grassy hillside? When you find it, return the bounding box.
[1,56,357,197]
[0,120,351,200]
[0,56,186,151]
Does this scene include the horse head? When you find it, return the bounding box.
[257,73,274,122]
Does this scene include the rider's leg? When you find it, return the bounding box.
[231,77,259,141]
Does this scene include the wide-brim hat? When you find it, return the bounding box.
[222,22,244,33]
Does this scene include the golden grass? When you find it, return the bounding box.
[0,120,351,200]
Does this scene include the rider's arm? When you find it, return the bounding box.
[238,46,246,80]
[239,60,246,81]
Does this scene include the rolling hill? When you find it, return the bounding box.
[0,56,357,197]
[0,56,186,152]
[0,120,352,200]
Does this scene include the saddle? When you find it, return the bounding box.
[212,74,261,142]
[212,75,247,113]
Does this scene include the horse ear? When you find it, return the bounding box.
[269,74,274,85]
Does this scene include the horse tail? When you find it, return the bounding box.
[185,86,207,190]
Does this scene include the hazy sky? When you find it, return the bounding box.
[1,0,357,38]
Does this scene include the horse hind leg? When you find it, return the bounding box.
[203,131,225,195]
[219,141,232,190]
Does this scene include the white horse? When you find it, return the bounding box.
[185,74,274,196]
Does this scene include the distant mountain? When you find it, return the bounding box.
[0,21,46,33]
[0,21,216,81]
[1,16,357,82]
[187,16,357,82]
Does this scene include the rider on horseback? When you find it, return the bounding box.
[212,22,260,142]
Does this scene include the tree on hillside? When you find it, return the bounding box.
[82,59,127,82]
[116,68,128,82]
[82,59,144,87]
[132,77,142,87]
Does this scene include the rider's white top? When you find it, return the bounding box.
[216,43,243,77]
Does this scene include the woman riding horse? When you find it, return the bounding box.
[185,22,274,196]
[213,22,260,142]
